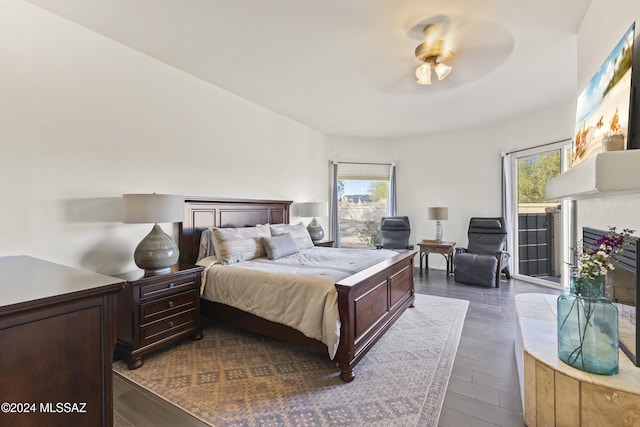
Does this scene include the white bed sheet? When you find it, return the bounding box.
[198,247,398,358]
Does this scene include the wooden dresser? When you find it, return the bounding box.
[0,256,124,427]
[114,264,204,369]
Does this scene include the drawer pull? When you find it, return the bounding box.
[168,321,174,328]
[168,301,174,308]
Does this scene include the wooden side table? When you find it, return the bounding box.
[417,240,456,275]
[113,264,204,369]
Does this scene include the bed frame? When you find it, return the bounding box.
[179,196,416,382]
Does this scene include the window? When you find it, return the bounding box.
[332,162,395,248]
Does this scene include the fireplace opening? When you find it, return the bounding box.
[584,227,639,366]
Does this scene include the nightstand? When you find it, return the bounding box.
[313,240,335,247]
[114,264,204,369]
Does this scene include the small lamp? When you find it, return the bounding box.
[293,202,329,242]
[428,207,448,242]
[123,194,184,274]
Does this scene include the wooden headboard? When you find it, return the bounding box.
[179,197,292,265]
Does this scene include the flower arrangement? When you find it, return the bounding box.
[570,226,634,281]
[558,227,635,375]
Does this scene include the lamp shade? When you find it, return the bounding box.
[122,194,184,224]
[428,207,448,221]
[434,62,452,80]
[293,202,328,218]
[415,63,432,85]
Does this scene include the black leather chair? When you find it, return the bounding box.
[377,216,414,251]
[454,217,511,287]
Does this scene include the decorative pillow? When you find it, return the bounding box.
[211,224,271,264]
[270,222,314,249]
[261,233,299,260]
[197,227,216,261]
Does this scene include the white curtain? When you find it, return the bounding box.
[389,163,397,216]
[501,152,514,272]
[330,161,340,247]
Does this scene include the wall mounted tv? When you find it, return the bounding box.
[573,23,635,166]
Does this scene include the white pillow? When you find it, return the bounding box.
[211,224,271,264]
[270,222,314,249]
[197,227,216,262]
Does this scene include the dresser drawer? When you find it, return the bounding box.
[140,289,197,325]
[140,309,198,347]
[139,274,197,300]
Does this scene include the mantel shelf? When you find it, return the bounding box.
[546,149,640,200]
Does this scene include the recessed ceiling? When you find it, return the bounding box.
[25,0,591,139]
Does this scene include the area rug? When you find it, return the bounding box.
[113,293,468,427]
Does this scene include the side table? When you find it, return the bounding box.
[417,240,456,275]
[113,264,204,369]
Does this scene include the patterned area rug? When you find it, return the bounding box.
[113,294,468,427]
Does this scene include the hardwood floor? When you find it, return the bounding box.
[113,268,560,426]
[417,269,559,427]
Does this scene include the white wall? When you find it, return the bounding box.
[328,100,575,270]
[4,0,620,276]
[575,0,640,236]
[0,1,328,274]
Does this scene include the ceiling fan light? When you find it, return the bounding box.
[415,63,432,85]
[434,62,452,80]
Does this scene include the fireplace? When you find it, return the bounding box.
[584,227,639,366]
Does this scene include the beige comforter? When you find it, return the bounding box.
[198,247,398,358]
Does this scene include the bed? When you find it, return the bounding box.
[178,197,416,382]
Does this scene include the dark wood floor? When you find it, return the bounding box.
[113,268,560,427]
[418,270,559,426]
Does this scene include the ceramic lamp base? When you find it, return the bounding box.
[134,224,179,274]
[434,220,443,242]
[307,217,325,242]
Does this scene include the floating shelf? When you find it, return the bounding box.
[546,149,640,200]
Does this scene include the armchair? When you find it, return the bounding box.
[377,216,414,251]
[454,217,511,287]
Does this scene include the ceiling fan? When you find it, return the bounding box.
[414,24,454,85]
[362,16,515,94]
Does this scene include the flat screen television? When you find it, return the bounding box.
[573,23,635,166]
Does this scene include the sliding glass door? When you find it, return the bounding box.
[509,141,572,287]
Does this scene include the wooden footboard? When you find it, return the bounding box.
[334,250,415,381]
[200,250,415,382]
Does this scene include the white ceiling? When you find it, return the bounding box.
[26,0,592,139]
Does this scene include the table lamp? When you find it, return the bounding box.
[428,207,448,242]
[293,202,329,242]
[123,194,184,274]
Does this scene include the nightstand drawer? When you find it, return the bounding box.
[139,275,197,300]
[140,309,198,347]
[140,289,197,324]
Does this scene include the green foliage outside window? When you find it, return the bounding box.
[368,181,388,202]
[357,219,381,247]
[518,151,561,203]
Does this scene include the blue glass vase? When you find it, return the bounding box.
[557,275,619,375]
